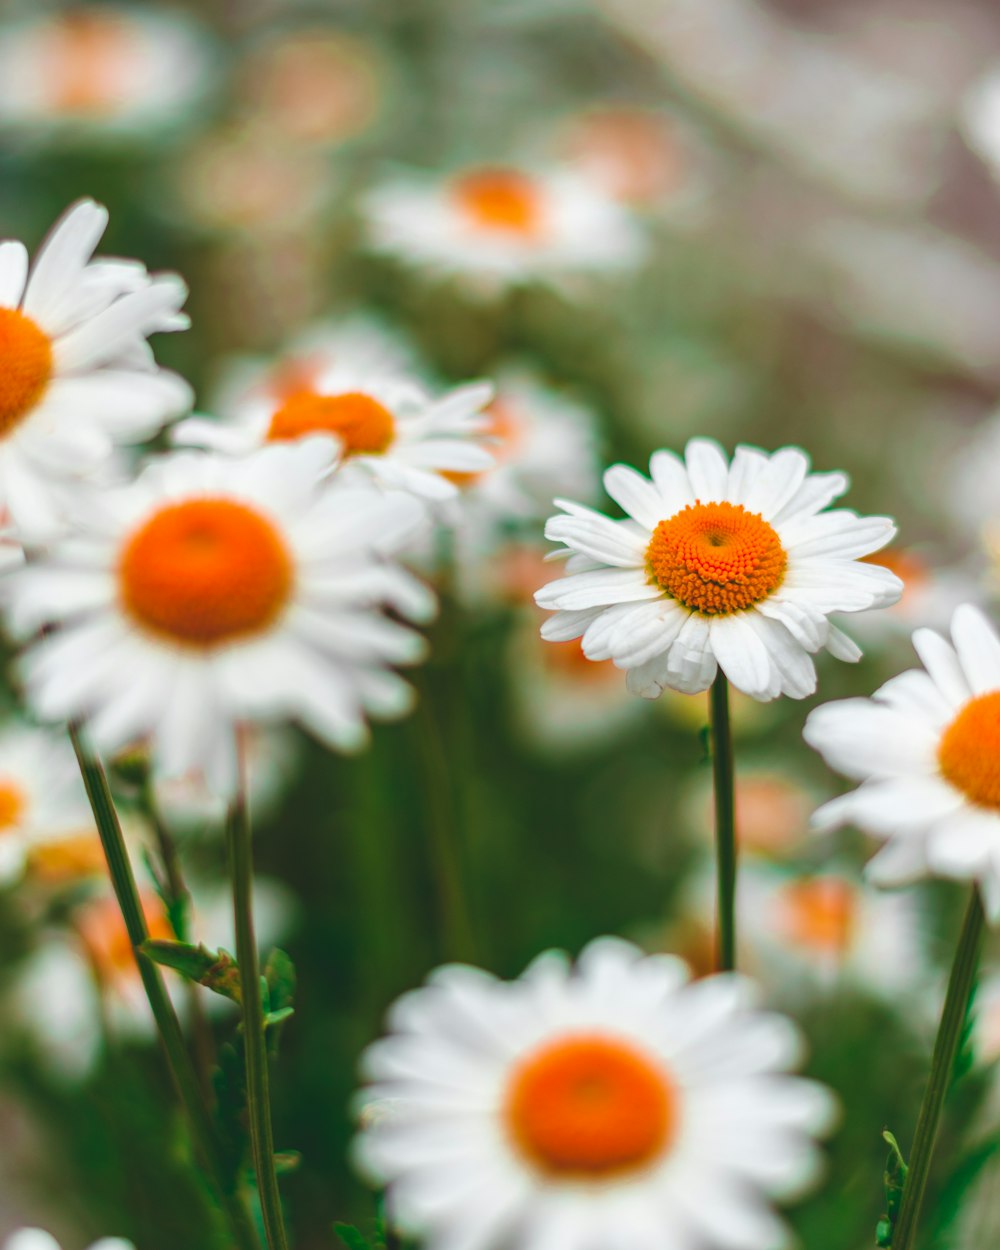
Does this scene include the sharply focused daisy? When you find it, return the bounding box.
[805,604,1000,919]
[0,199,190,541]
[173,346,493,503]
[5,441,433,795]
[355,937,834,1250]
[536,438,902,701]
[0,6,212,143]
[0,721,100,887]
[362,163,643,293]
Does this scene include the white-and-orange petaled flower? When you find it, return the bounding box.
[355,937,835,1250]
[0,199,190,541]
[5,441,433,795]
[805,604,1000,920]
[536,439,902,701]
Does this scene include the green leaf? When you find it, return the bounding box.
[264,947,296,1014]
[142,939,242,1004]
[265,1006,295,1030]
[334,1224,373,1250]
[877,1129,908,1247]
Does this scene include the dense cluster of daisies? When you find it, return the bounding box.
[5,197,1000,1250]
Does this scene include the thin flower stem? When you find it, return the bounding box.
[709,673,737,973]
[892,888,985,1250]
[226,748,289,1250]
[68,724,260,1250]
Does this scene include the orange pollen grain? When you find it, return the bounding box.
[938,691,1000,810]
[780,878,856,954]
[0,308,54,436]
[266,388,395,456]
[0,780,26,833]
[118,497,294,648]
[452,168,543,237]
[504,1034,676,1178]
[645,501,786,615]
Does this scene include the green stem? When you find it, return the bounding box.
[709,673,737,973]
[892,888,985,1250]
[226,750,288,1250]
[68,725,260,1250]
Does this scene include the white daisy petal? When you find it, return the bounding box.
[684,438,729,501]
[951,604,1000,695]
[0,240,29,308]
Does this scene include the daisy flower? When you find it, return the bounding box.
[173,344,493,504]
[5,440,433,796]
[0,6,212,144]
[805,603,1000,919]
[362,163,643,294]
[355,936,835,1250]
[0,198,190,541]
[0,720,99,888]
[536,438,902,701]
[686,767,817,860]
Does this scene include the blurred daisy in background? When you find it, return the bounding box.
[355,936,835,1250]
[174,350,494,504]
[840,546,983,645]
[961,66,1000,183]
[0,6,213,146]
[5,441,434,795]
[683,766,819,861]
[0,722,99,889]
[806,604,1000,918]
[10,874,294,1082]
[362,163,644,295]
[0,199,190,542]
[3,1231,131,1250]
[537,438,901,701]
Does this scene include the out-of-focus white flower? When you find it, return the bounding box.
[362,164,644,295]
[5,442,434,797]
[11,874,295,1080]
[0,721,103,888]
[962,68,1000,181]
[685,767,818,860]
[0,6,213,144]
[355,936,835,1250]
[971,971,1000,1066]
[0,199,190,542]
[4,1231,131,1250]
[843,547,984,645]
[238,26,387,149]
[536,438,901,701]
[174,352,494,504]
[806,604,1000,919]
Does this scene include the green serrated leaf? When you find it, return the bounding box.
[335,1223,372,1250]
[142,939,242,1003]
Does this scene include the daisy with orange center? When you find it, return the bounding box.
[355,937,835,1250]
[5,442,434,797]
[536,438,902,701]
[0,7,212,142]
[362,162,643,293]
[174,335,494,503]
[0,722,99,888]
[806,604,1000,920]
[0,199,190,542]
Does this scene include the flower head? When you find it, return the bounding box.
[0,199,190,541]
[536,438,902,701]
[5,441,433,796]
[355,937,834,1250]
[174,336,493,503]
[805,604,1000,920]
[362,163,643,294]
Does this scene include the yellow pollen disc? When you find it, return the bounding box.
[938,691,1000,810]
[780,878,856,954]
[118,498,294,647]
[505,1034,676,1178]
[0,308,54,436]
[266,389,395,456]
[646,501,787,615]
[0,780,26,833]
[452,168,543,237]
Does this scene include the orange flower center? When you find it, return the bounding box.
[29,832,106,883]
[118,498,294,647]
[79,893,174,983]
[938,691,1000,810]
[780,878,856,954]
[47,12,137,115]
[0,780,26,833]
[267,389,395,456]
[0,308,54,437]
[452,168,543,237]
[646,501,786,615]
[504,1034,676,1178]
